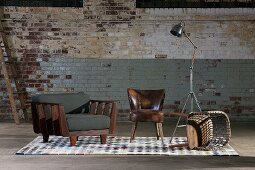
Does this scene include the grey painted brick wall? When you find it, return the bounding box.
[32,57,255,121]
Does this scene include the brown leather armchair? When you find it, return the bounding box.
[127,88,165,144]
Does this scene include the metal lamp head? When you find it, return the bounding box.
[170,22,184,37]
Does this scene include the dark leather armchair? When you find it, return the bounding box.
[127,88,165,144]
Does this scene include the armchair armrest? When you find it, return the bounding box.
[31,102,70,137]
[89,100,119,134]
[169,112,188,118]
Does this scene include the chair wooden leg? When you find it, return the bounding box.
[155,123,160,140]
[70,135,77,146]
[100,134,107,144]
[43,134,49,143]
[130,122,138,143]
[158,123,164,145]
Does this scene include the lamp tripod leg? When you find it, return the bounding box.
[170,93,191,143]
[191,92,202,112]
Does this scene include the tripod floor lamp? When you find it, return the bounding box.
[169,22,202,144]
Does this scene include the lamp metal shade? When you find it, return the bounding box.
[170,22,184,37]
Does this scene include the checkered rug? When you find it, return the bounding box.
[16,136,238,156]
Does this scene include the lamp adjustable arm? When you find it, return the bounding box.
[183,31,198,66]
[183,31,197,49]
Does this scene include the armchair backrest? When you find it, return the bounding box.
[31,92,90,114]
[127,88,165,111]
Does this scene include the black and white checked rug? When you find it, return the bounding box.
[16,136,238,156]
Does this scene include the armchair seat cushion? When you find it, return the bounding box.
[130,109,164,123]
[66,114,111,131]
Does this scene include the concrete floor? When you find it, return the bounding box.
[0,120,255,170]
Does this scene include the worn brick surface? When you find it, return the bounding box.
[0,2,254,121]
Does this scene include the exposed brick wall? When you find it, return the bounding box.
[0,2,254,121]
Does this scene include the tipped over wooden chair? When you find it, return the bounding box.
[127,88,165,145]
